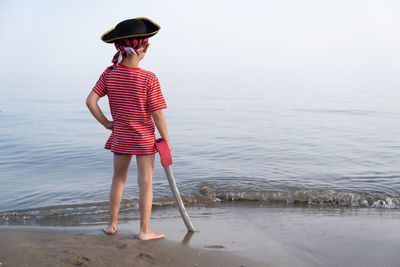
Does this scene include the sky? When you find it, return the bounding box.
[0,0,399,88]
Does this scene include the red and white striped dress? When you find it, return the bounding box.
[92,63,167,154]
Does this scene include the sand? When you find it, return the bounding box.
[1,201,400,267]
[0,226,267,267]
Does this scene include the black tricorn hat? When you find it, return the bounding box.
[101,17,160,43]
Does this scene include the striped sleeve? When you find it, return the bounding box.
[92,70,107,97]
[147,72,167,113]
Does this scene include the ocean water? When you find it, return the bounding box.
[1,76,400,224]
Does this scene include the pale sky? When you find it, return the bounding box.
[0,0,399,88]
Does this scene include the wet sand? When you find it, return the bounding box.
[144,202,400,267]
[1,202,399,266]
[0,226,266,267]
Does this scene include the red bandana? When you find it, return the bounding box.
[109,38,149,69]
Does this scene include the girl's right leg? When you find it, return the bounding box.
[136,154,165,240]
[103,154,132,234]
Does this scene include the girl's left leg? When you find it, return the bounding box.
[103,154,132,234]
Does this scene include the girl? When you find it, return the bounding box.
[86,18,170,241]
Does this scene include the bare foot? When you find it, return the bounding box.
[103,225,117,235]
[138,229,166,241]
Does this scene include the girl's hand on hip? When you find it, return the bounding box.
[105,121,114,131]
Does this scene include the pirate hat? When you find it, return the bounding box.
[101,17,160,43]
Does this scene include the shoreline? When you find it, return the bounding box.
[1,186,399,215]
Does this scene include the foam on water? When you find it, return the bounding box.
[1,186,398,226]
[200,187,400,208]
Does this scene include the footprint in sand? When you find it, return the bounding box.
[117,243,127,249]
[59,249,92,266]
[71,255,92,266]
[130,252,158,264]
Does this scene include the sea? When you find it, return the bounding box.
[1,74,399,225]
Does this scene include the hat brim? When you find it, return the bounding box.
[101,17,160,43]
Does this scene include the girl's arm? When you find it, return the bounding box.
[152,109,171,151]
[86,91,114,130]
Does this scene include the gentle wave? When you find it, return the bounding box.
[1,187,399,225]
[199,187,400,208]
